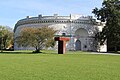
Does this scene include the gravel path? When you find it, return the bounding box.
[88,52,120,56]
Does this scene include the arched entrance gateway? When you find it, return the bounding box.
[75,28,88,51]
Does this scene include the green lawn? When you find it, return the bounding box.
[0,51,120,80]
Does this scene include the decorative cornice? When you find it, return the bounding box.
[14,15,96,32]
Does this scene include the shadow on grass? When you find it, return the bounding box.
[0,51,32,54]
[1,50,120,55]
[0,50,58,54]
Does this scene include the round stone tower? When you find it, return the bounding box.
[14,14,107,52]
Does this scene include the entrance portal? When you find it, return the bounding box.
[75,40,81,50]
[75,28,88,51]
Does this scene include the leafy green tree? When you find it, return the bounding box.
[0,26,13,50]
[15,27,56,53]
[92,0,120,52]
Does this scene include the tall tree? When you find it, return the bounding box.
[92,0,120,52]
[15,27,56,53]
[0,26,13,50]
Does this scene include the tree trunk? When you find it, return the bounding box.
[33,46,42,53]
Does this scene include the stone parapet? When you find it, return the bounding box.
[14,14,96,32]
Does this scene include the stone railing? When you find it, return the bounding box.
[14,15,96,32]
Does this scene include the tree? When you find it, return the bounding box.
[92,0,120,52]
[15,27,56,53]
[0,26,14,50]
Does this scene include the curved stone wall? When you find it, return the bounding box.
[14,14,107,52]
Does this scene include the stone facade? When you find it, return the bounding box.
[14,14,107,52]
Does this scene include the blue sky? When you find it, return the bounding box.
[0,0,103,28]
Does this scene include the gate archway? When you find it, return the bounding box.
[75,28,88,51]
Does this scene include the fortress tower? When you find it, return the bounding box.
[14,14,107,52]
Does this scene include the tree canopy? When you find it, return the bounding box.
[15,27,56,53]
[0,26,13,50]
[92,0,120,52]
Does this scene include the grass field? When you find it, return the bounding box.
[0,50,120,80]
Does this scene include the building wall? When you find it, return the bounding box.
[14,14,107,52]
